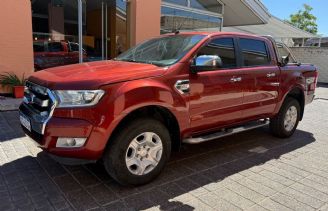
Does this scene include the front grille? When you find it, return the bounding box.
[20,81,57,134]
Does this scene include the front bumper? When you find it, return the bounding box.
[20,103,105,163]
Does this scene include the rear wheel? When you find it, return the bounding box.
[270,97,300,138]
[103,118,171,186]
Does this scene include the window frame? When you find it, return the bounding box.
[193,35,240,71]
[236,37,273,68]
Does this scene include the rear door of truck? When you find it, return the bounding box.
[236,36,280,120]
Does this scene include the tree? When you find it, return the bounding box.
[287,4,318,34]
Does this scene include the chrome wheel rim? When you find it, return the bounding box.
[284,106,298,132]
[125,132,163,175]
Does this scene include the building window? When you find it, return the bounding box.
[31,0,127,71]
[239,38,270,67]
[189,0,223,13]
[161,0,223,33]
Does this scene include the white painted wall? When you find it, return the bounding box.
[290,47,328,84]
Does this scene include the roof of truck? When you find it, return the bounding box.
[164,31,265,38]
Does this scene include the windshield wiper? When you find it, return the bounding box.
[116,58,164,67]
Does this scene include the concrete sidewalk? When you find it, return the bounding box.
[0,97,22,111]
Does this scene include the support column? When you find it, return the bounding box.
[48,3,65,41]
[127,0,161,48]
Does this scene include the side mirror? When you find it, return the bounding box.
[191,55,222,73]
[281,55,289,67]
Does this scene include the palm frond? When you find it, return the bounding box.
[0,72,26,88]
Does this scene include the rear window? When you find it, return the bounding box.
[69,43,79,52]
[239,38,270,67]
[33,42,45,52]
[48,42,63,52]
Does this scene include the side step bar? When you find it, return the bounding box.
[183,119,269,144]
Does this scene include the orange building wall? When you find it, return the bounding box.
[128,0,161,46]
[0,0,34,94]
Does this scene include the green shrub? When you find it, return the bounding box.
[0,72,25,88]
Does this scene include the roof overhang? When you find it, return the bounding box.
[221,0,271,26]
[222,16,317,38]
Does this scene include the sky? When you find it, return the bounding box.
[262,0,328,36]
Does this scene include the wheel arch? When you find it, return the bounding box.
[284,86,305,120]
[107,105,182,152]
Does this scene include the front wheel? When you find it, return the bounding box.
[103,118,171,186]
[270,97,301,138]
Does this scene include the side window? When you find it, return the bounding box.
[69,43,79,52]
[277,44,296,63]
[239,38,270,66]
[198,38,237,68]
[33,42,45,52]
[48,42,63,52]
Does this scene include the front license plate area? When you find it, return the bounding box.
[20,114,31,132]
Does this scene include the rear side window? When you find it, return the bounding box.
[33,42,45,52]
[198,38,237,68]
[239,38,270,66]
[69,43,79,52]
[48,42,63,52]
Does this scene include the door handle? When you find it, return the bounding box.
[267,72,276,78]
[230,77,242,83]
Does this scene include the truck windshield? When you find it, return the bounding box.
[115,35,206,66]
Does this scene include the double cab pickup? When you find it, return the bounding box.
[20,32,318,185]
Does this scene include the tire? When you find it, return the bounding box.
[270,97,301,138]
[103,118,171,186]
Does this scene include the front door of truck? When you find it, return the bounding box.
[236,37,279,119]
[189,37,244,133]
[45,41,66,68]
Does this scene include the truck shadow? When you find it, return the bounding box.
[0,127,316,210]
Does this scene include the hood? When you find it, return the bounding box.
[29,60,166,90]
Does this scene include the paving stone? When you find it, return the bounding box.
[225,180,266,203]
[65,189,99,210]
[86,183,118,206]
[214,187,255,210]
[290,182,328,202]
[258,169,295,186]
[259,198,292,211]
[53,174,82,193]
[270,192,315,211]
[71,169,101,187]
[124,193,153,210]
[298,178,328,194]
[319,203,328,211]
[247,204,270,211]
[279,187,325,209]
[247,172,287,191]
[103,200,128,211]
[236,178,276,197]
[198,193,242,211]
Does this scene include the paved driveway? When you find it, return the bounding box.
[1,87,328,211]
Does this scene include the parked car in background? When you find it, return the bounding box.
[33,40,86,71]
[21,32,318,186]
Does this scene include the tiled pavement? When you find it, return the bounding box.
[1,87,328,211]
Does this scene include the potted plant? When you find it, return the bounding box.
[0,72,26,98]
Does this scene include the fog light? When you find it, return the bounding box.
[56,137,87,148]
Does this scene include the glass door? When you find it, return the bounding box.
[31,0,126,70]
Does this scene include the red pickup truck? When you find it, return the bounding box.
[34,40,86,70]
[20,32,317,185]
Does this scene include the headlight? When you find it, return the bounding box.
[53,90,105,108]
